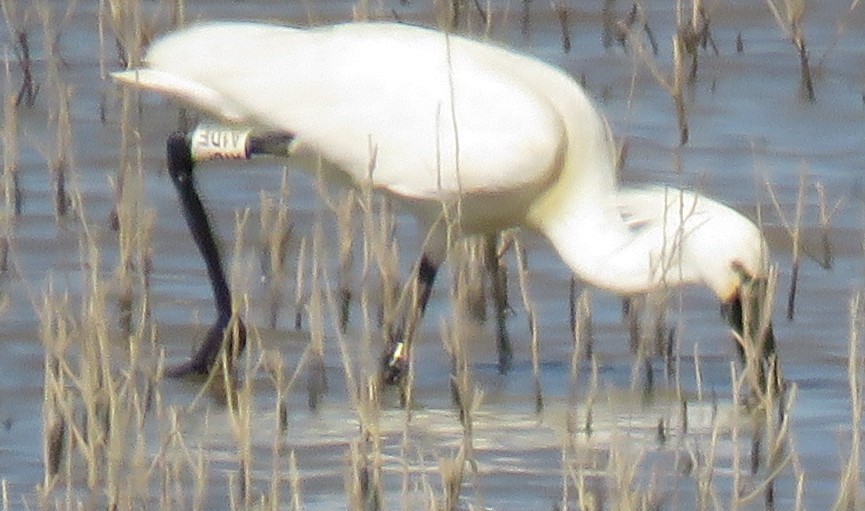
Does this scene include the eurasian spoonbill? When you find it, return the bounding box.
[112,21,778,388]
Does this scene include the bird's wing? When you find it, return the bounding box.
[618,186,709,230]
[112,68,249,122]
[113,22,565,202]
[618,186,664,231]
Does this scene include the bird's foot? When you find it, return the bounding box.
[164,318,247,378]
[380,335,408,386]
[163,357,211,378]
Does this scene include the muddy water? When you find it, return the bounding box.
[1,1,864,509]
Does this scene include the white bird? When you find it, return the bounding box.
[112,21,777,387]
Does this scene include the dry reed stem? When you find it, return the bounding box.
[760,178,798,256]
[344,185,384,384]
[553,0,571,53]
[356,189,401,338]
[287,450,302,511]
[457,239,486,323]
[568,289,592,418]
[610,3,659,54]
[113,159,155,341]
[226,361,254,508]
[814,180,843,269]
[520,0,532,39]
[109,15,156,344]
[438,240,483,509]
[602,0,617,48]
[294,236,307,330]
[731,266,779,403]
[37,181,166,508]
[331,280,364,411]
[328,194,387,508]
[34,0,78,85]
[0,55,18,274]
[568,276,577,337]
[672,34,689,145]
[39,281,68,486]
[606,438,648,509]
[101,0,178,235]
[335,191,356,331]
[560,289,603,509]
[628,13,689,145]
[815,0,862,72]
[2,49,21,222]
[0,0,38,107]
[675,0,719,83]
[558,446,569,509]
[577,289,593,362]
[764,166,838,320]
[832,293,862,510]
[792,448,806,511]
[624,296,641,354]
[217,289,256,509]
[787,166,808,320]
[258,169,293,328]
[100,0,177,70]
[263,351,289,438]
[49,84,73,220]
[624,295,670,398]
[306,223,329,411]
[736,385,796,507]
[513,237,543,413]
[693,342,704,401]
[580,357,600,442]
[345,438,378,511]
[435,0,489,32]
[764,0,815,101]
[439,314,480,510]
[694,363,739,509]
[329,294,384,508]
[438,447,468,511]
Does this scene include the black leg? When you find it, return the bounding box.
[485,234,512,374]
[164,132,246,376]
[380,254,439,385]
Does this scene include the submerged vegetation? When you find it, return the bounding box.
[0,0,862,509]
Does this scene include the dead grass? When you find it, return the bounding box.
[0,1,861,510]
[764,0,815,101]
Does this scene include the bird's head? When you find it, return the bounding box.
[620,185,780,392]
[682,199,779,392]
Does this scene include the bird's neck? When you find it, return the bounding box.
[530,176,701,296]
[539,208,643,294]
[523,100,700,295]
[544,203,699,295]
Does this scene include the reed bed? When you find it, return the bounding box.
[0,1,862,510]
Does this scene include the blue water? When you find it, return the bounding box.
[0,1,863,509]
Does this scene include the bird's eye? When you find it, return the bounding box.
[730,260,753,283]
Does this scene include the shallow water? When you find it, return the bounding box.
[1,1,864,509]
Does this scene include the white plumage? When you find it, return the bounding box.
[113,21,775,378]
